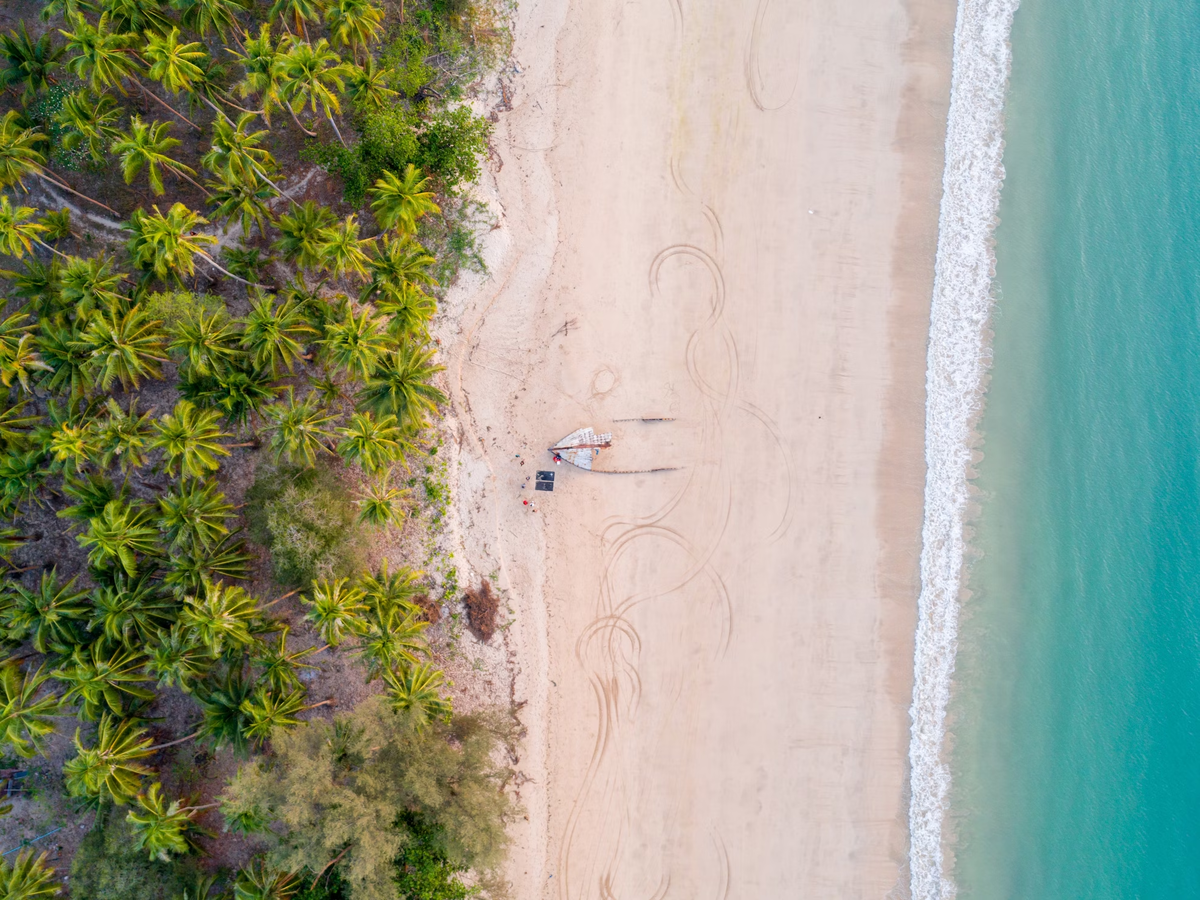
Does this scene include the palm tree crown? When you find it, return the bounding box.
[370,165,440,234]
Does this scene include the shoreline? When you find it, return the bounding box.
[445,0,958,896]
[906,1,1020,897]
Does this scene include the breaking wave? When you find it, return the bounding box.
[908,0,1020,897]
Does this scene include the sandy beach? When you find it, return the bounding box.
[445,0,955,896]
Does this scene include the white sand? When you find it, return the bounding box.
[445,0,955,895]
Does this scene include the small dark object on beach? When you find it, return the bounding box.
[464,579,499,642]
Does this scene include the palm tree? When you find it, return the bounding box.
[251,625,316,692]
[370,165,440,235]
[46,419,99,475]
[158,479,234,550]
[126,203,263,287]
[178,579,260,656]
[149,624,213,692]
[168,307,242,378]
[11,256,62,317]
[195,664,253,753]
[58,471,120,525]
[363,234,436,297]
[319,215,373,280]
[0,333,49,396]
[203,112,285,192]
[302,577,367,648]
[324,0,382,62]
[275,37,352,142]
[239,292,314,375]
[0,449,49,519]
[96,396,155,472]
[207,172,277,238]
[2,568,89,654]
[0,850,59,900]
[222,245,268,284]
[38,324,94,397]
[143,28,207,95]
[152,399,231,478]
[57,88,123,162]
[0,196,52,260]
[41,207,72,243]
[381,662,451,726]
[181,361,279,429]
[262,388,336,467]
[0,108,114,212]
[273,200,337,271]
[91,571,175,647]
[240,686,331,744]
[112,117,205,196]
[378,282,437,342]
[356,343,446,429]
[0,663,63,758]
[233,862,298,900]
[59,253,127,315]
[164,532,251,595]
[77,499,160,577]
[172,0,249,40]
[0,23,64,104]
[344,55,395,111]
[320,300,388,381]
[73,302,168,390]
[60,13,138,92]
[231,24,281,121]
[354,476,408,529]
[356,604,426,680]
[269,0,325,41]
[127,782,212,861]
[39,0,95,23]
[336,411,409,474]
[0,400,39,451]
[105,0,173,37]
[62,713,154,804]
[55,643,155,720]
[357,559,422,611]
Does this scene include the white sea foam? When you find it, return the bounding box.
[909,0,1020,897]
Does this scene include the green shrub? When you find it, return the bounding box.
[26,84,89,171]
[380,28,437,98]
[394,813,477,900]
[296,868,352,900]
[414,106,491,193]
[360,106,421,182]
[220,696,512,900]
[301,139,371,207]
[246,463,366,586]
[69,806,194,900]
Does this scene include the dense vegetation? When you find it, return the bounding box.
[0,0,510,893]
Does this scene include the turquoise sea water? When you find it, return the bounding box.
[949,0,1200,896]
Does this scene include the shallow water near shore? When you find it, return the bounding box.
[949,0,1200,895]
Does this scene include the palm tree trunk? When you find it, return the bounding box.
[311,845,352,890]
[326,113,347,147]
[137,82,202,132]
[251,159,298,201]
[196,251,268,288]
[168,165,212,198]
[284,100,318,136]
[34,170,118,214]
[303,699,336,710]
[261,590,299,609]
[149,730,201,751]
[32,237,68,259]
